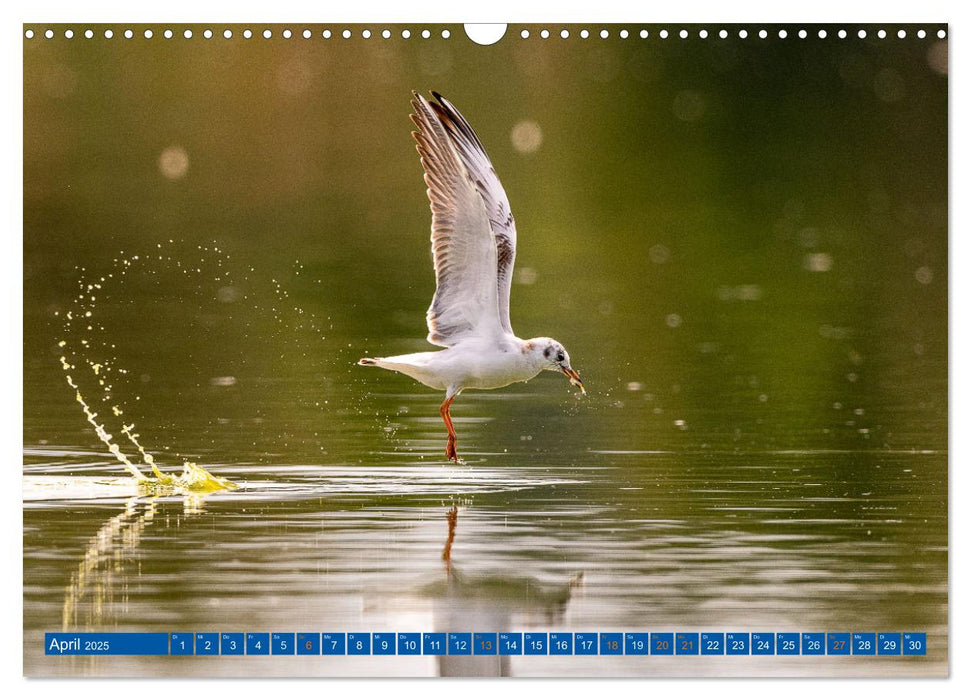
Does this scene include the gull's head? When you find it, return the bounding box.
[527,338,585,395]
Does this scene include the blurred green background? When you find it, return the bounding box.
[24,25,947,462]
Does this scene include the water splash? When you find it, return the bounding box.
[57,243,236,493]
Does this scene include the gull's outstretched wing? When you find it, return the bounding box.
[411,92,518,347]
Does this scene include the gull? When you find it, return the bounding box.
[359,92,584,463]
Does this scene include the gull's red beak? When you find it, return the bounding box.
[562,368,585,395]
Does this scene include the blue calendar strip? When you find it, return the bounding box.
[43,631,929,656]
[44,633,168,655]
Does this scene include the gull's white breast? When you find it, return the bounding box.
[373,336,541,392]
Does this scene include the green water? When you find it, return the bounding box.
[24,25,947,676]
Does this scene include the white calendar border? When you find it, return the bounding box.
[4,0,963,697]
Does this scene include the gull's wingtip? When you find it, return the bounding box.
[358,357,378,366]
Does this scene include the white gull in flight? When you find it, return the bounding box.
[359,91,584,463]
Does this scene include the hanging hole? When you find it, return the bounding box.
[464,23,507,45]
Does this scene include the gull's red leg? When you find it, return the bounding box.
[439,395,459,463]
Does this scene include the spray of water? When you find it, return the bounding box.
[56,243,236,493]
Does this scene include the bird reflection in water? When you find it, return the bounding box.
[432,506,583,677]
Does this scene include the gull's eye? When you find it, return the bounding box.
[556,352,565,363]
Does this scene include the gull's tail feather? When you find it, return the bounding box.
[358,357,379,366]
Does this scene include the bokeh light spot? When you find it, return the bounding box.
[673,90,706,122]
[927,41,947,75]
[511,120,543,154]
[158,147,190,181]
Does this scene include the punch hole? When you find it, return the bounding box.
[798,29,807,39]
[917,29,926,38]
[660,30,668,39]
[204,29,213,39]
[45,29,53,39]
[402,29,411,39]
[620,29,629,39]
[144,29,153,39]
[302,29,311,39]
[738,29,748,38]
[898,30,906,39]
[520,29,529,39]
[183,29,192,39]
[858,29,867,38]
[600,29,609,39]
[720,29,728,39]
[25,29,34,39]
[838,30,847,38]
[580,29,589,39]
[778,29,787,38]
[85,29,93,39]
[441,29,450,39]
[264,29,273,39]
[382,30,391,39]
[243,29,253,39]
[877,29,886,39]
[679,29,688,39]
[560,29,569,39]
[64,29,74,39]
[421,29,431,39]
[283,29,292,39]
[124,29,133,39]
[342,30,351,39]
[323,29,332,38]
[818,29,827,39]
[464,24,507,46]
[758,29,767,39]
[363,29,372,39]
[699,30,708,39]
[640,30,648,38]
[223,29,232,39]
[163,29,172,39]
[937,29,946,38]
[540,29,549,39]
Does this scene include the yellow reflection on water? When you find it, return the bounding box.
[61,493,210,633]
